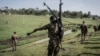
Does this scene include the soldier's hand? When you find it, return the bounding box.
[27,29,37,36]
[27,32,31,36]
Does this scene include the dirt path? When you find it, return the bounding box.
[1,30,72,52]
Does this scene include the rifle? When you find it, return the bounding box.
[43,1,64,34]
[57,0,64,51]
[58,0,63,25]
[43,2,57,19]
[58,0,64,42]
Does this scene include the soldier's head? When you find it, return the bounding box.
[50,16,56,23]
[14,32,16,34]
[83,21,85,24]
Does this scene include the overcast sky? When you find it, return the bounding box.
[0,0,100,16]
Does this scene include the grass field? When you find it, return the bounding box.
[0,15,100,56]
[0,31,100,56]
[0,15,49,50]
[0,15,99,40]
[0,15,50,40]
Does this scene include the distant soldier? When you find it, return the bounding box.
[27,16,60,56]
[80,21,88,44]
[11,32,18,51]
[93,25,98,32]
[98,24,100,31]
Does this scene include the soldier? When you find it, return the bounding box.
[80,21,88,44]
[98,24,100,31]
[93,24,98,32]
[27,16,60,56]
[11,32,18,51]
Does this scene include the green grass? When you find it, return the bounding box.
[0,15,49,50]
[63,18,100,25]
[0,15,99,40]
[0,15,49,40]
[0,15,100,56]
[0,31,100,56]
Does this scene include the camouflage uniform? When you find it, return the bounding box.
[80,21,88,43]
[33,23,60,56]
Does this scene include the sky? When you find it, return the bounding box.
[0,0,100,16]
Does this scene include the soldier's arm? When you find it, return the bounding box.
[27,24,49,35]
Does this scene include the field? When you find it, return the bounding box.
[0,15,100,56]
[0,15,50,40]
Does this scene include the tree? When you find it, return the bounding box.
[40,9,49,15]
[82,13,88,18]
[62,10,71,18]
[70,11,78,18]
[25,8,35,15]
[77,11,83,18]
[88,11,91,18]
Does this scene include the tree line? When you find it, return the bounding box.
[0,6,100,19]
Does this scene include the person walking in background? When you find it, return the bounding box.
[11,32,18,51]
[93,24,98,32]
[80,21,88,44]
